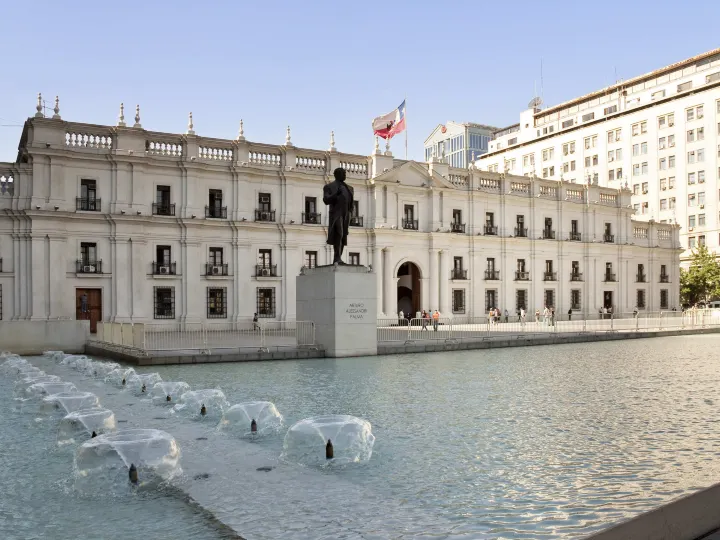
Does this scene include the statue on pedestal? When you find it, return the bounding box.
[323,167,354,265]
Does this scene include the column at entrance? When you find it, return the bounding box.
[373,246,383,316]
[429,249,439,312]
[382,248,394,316]
[439,249,450,315]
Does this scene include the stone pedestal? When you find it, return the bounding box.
[296,265,377,358]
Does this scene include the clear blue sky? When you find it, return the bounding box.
[1,0,717,162]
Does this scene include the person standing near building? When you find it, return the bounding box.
[252,313,260,332]
[504,309,509,323]
[520,308,526,326]
[535,309,540,323]
[432,310,440,331]
[567,308,572,321]
[421,310,429,331]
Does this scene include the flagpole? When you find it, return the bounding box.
[404,95,408,160]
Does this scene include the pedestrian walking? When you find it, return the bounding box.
[535,309,540,323]
[421,310,429,331]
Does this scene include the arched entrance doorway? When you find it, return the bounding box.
[397,262,421,318]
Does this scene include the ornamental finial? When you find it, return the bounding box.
[133,104,142,128]
[187,112,195,135]
[237,119,245,140]
[117,103,126,127]
[285,125,292,146]
[329,130,336,152]
[35,93,43,117]
[52,96,61,119]
[374,136,380,154]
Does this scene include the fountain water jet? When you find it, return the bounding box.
[218,401,283,438]
[127,373,162,396]
[171,389,228,420]
[74,429,181,490]
[105,367,136,387]
[282,415,375,466]
[58,408,116,445]
[151,382,190,405]
[42,391,100,414]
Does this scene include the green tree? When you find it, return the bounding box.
[680,244,720,305]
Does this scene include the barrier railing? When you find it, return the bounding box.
[91,321,316,353]
[376,310,720,343]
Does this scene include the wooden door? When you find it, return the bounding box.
[76,288,102,333]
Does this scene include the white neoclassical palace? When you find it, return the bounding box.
[0,100,681,331]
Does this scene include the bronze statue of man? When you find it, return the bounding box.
[323,167,354,265]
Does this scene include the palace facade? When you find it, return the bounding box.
[0,103,681,331]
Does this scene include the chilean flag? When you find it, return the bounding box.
[372,100,406,140]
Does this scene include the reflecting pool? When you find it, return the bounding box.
[3,334,720,539]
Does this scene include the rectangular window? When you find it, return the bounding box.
[486,257,496,272]
[305,251,317,268]
[633,164,640,176]
[571,289,581,310]
[642,162,648,175]
[689,237,697,249]
[304,196,318,217]
[258,248,272,268]
[258,192,271,212]
[698,149,705,162]
[404,204,415,222]
[516,289,528,312]
[544,289,555,309]
[689,172,696,185]
[669,196,676,209]
[156,245,171,266]
[699,214,706,226]
[562,119,574,129]
[452,289,466,314]
[660,199,667,210]
[257,287,276,318]
[652,90,666,101]
[689,215,696,228]
[349,252,360,266]
[699,235,706,246]
[636,290,646,309]
[660,289,669,310]
[207,287,227,318]
[208,189,223,214]
[582,112,595,122]
[678,81,692,93]
[604,105,618,115]
[209,247,223,265]
[608,169,615,181]
[688,150,696,164]
[659,137,666,149]
[642,182,649,193]
[485,289,497,311]
[156,185,170,205]
[699,192,706,206]
[669,177,675,189]
[641,142,647,154]
[669,155,675,168]
[80,242,97,264]
[154,287,175,319]
[699,170,706,183]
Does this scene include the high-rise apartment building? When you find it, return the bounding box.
[424,121,496,168]
[478,48,720,262]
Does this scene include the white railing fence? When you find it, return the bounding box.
[92,321,316,353]
[376,310,720,343]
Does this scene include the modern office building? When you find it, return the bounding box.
[0,101,680,330]
[424,121,495,168]
[478,48,720,262]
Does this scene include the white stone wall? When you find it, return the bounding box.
[0,115,681,325]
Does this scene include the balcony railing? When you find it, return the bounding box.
[152,262,177,275]
[152,202,175,216]
[451,268,467,280]
[515,271,530,281]
[570,231,582,241]
[403,219,418,230]
[484,270,500,280]
[604,234,615,243]
[349,215,364,227]
[302,212,321,224]
[484,225,498,235]
[636,273,647,283]
[451,222,466,233]
[76,198,101,211]
[205,263,229,276]
[543,271,557,281]
[604,273,617,282]
[570,272,583,281]
[543,229,555,239]
[206,205,227,219]
[514,227,527,237]
[660,274,670,283]
[256,264,278,277]
[76,260,103,274]
[255,209,276,222]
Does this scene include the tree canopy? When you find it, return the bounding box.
[680,244,720,306]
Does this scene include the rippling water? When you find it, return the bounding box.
[3,334,720,539]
